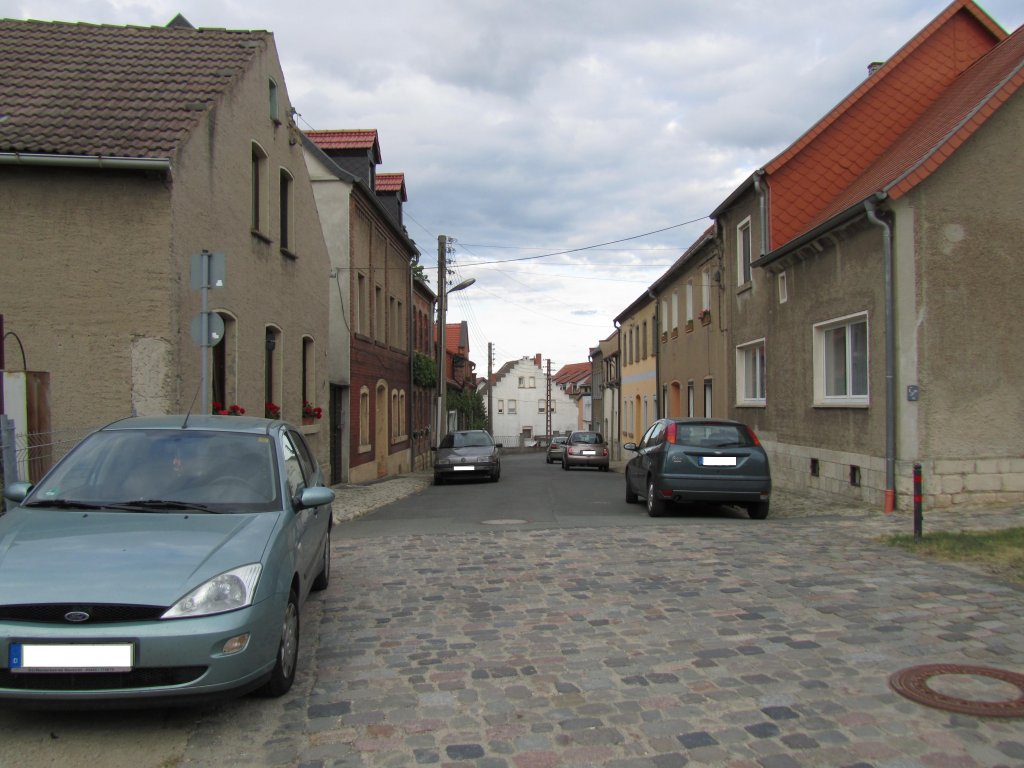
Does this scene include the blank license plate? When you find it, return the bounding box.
[453,465,474,471]
[9,642,134,673]
[701,456,737,466]
[582,450,596,455]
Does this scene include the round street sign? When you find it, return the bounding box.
[191,312,225,346]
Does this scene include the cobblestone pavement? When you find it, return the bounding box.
[284,472,1024,768]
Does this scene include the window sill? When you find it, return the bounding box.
[670,329,679,339]
[736,281,752,295]
[735,401,766,408]
[358,443,372,454]
[685,321,694,333]
[280,247,297,260]
[251,229,272,244]
[813,399,870,409]
[300,421,321,435]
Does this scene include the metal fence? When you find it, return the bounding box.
[1,414,98,491]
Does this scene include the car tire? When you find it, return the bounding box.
[562,459,569,471]
[748,501,770,520]
[546,456,551,464]
[259,588,299,698]
[433,474,444,485]
[625,478,638,504]
[647,479,668,517]
[491,468,500,482]
[311,527,330,591]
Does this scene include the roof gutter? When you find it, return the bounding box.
[752,169,768,257]
[0,152,171,172]
[865,194,897,514]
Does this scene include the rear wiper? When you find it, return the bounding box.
[118,499,216,513]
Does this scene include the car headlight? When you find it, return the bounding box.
[436,457,451,466]
[162,564,262,619]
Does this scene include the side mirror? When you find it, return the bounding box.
[623,442,638,452]
[3,481,32,503]
[296,486,335,510]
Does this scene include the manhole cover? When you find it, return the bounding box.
[889,663,1024,717]
[480,519,529,525]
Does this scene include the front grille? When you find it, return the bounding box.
[0,604,166,624]
[0,667,207,690]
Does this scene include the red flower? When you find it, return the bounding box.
[265,402,281,418]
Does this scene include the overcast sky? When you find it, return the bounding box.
[5,1,1022,372]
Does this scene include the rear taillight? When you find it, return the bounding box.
[666,422,678,444]
[746,426,762,446]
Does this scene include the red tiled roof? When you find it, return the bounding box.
[0,19,270,159]
[376,172,407,200]
[553,362,590,386]
[306,129,381,163]
[797,23,1024,234]
[762,1,1007,249]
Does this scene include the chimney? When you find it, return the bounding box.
[535,353,542,368]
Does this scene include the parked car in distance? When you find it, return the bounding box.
[545,435,568,464]
[562,431,610,471]
[624,418,771,518]
[0,415,335,707]
[433,429,501,484]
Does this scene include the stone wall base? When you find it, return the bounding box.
[764,441,1024,512]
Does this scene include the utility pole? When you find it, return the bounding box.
[546,358,552,436]
[487,342,494,435]
[436,235,447,446]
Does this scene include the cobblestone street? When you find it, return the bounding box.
[277,474,1024,768]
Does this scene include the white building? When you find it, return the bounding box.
[484,355,578,444]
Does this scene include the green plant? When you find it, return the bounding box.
[413,352,437,388]
[884,527,1024,584]
[447,388,487,430]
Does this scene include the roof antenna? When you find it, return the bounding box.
[182,380,201,429]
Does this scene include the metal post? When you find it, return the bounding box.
[913,463,923,540]
[2,415,18,511]
[200,250,211,415]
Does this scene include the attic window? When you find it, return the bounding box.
[269,78,279,123]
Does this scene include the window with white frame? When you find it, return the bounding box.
[508,399,517,414]
[686,281,693,325]
[737,217,752,286]
[736,339,767,405]
[813,314,869,405]
[538,399,545,413]
[778,271,788,304]
[661,300,668,335]
[529,377,535,388]
[701,268,711,311]
[671,291,679,332]
[497,399,504,414]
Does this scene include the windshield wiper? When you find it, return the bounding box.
[118,499,216,513]
[22,499,105,510]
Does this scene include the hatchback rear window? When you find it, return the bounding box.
[675,423,755,448]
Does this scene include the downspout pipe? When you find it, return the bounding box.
[647,288,661,418]
[865,196,896,513]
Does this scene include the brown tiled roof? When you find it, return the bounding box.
[0,19,270,159]
[761,0,1007,248]
[376,172,407,199]
[553,362,590,386]
[306,129,381,163]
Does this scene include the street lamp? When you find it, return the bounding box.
[436,235,476,443]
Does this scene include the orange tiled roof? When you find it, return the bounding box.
[798,23,1024,235]
[306,129,381,163]
[0,19,270,159]
[376,172,407,200]
[763,0,1007,249]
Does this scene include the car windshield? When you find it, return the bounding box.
[677,423,755,448]
[442,432,494,449]
[26,429,281,512]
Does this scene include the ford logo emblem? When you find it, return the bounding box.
[64,611,91,623]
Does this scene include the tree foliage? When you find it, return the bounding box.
[413,352,437,388]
